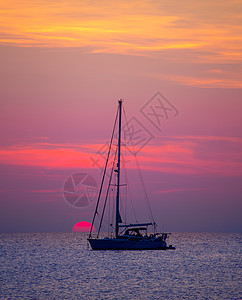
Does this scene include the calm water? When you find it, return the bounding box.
[0,233,241,299]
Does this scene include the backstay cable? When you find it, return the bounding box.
[123,107,155,228]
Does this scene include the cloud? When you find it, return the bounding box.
[143,65,242,88]
[156,187,209,194]
[0,136,241,177]
[0,143,91,168]
[0,0,241,64]
[161,75,242,88]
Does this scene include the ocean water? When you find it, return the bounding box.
[0,233,241,299]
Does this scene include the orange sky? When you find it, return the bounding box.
[1,0,241,88]
[0,0,241,59]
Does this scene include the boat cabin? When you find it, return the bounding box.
[123,227,147,236]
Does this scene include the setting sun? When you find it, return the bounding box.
[72,221,94,233]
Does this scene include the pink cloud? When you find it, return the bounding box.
[156,187,210,194]
[0,135,241,177]
[0,144,91,168]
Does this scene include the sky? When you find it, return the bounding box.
[0,0,241,233]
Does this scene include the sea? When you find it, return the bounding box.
[0,232,241,299]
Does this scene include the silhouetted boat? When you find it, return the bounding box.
[88,100,175,250]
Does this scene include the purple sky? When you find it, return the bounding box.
[0,0,242,233]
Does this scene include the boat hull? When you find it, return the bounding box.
[88,238,175,250]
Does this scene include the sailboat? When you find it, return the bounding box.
[88,100,175,250]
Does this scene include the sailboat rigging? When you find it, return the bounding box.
[88,100,175,250]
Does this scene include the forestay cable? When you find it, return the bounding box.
[89,108,118,238]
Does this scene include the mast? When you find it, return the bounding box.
[115,99,122,238]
